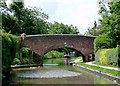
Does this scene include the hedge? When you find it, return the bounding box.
[106,47,118,66]
[95,47,119,66]
[94,35,116,53]
[1,30,18,78]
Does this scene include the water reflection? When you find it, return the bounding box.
[12,65,118,85]
[17,69,82,78]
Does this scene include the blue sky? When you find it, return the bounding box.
[6,0,100,34]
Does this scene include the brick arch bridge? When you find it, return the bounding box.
[21,34,96,65]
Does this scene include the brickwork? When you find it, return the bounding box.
[22,34,96,65]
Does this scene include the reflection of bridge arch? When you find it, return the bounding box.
[21,34,96,65]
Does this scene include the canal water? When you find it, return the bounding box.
[11,65,119,85]
[5,58,119,85]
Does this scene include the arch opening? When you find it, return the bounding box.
[43,47,85,65]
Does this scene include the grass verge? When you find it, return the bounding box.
[75,62,120,77]
[69,56,82,62]
[93,61,120,68]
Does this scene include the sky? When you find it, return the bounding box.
[6,0,100,34]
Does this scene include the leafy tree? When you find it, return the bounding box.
[98,0,120,44]
[94,34,116,53]
[85,21,103,36]
[48,22,79,34]
[2,1,49,35]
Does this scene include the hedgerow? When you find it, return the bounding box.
[106,47,118,66]
[95,47,119,66]
[1,30,18,78]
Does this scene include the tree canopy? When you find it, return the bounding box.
[1,1,79,35]
[48,22,79,34]
[2,1,49,35]
[99,0,120,44]
[85,0,120,45]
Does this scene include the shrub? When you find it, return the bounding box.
[118,45,120,67]
[106,47,119,66]
[1,30,18,78]
[95,47,119,66]
[94,35,116,53]
[95,49,109,65]
[12,58,21,65]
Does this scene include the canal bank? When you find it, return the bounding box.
[73,63,120,84]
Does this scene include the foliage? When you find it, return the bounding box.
[12,47,36,65]
[98,0,120,44]
[2,1,80,35]
[48,22,79,34]
[43,50,64,59]
[85,21,103,36]
[1,30,18,78]
[106,47,119,66]
[118,45,120,67]
[95,49,109,65]
[94,34,116,53]
[2,1,49,35]
[12,58,21,65]
[95,47,119,66]
[75,62,120,76]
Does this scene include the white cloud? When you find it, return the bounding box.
[47,0,100,34]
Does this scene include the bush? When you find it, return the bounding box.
[106,47,118,66]
[95,47,119,66]
[118,46,120,67]
[94,35,116,53]
[95,49,109,65]
[1,30,18,78]
[13,58,21,65]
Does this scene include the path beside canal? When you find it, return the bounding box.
[85,61,120,71]
[73,59,120,71]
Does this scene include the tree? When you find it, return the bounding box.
[85,21,103,36]
[48,22,79,34]
[99,0,120,44]
[2,1,49,35]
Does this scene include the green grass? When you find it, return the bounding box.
[69,56,83,62]
[93,61,120,68]
[75,62,120,77]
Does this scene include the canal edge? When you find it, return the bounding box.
[73,64,120,85]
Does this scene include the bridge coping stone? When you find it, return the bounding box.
[19,34,97,38]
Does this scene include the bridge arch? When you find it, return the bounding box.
[43,46,85,62]
[21,34,96,65]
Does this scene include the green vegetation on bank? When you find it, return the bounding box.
[95,46,119,66]
[43,50,65,59]
[75,62,120,77]
[1,30,18,78]
[85,0,120,67]
[69,56,83,62]
[94,35,116,53]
